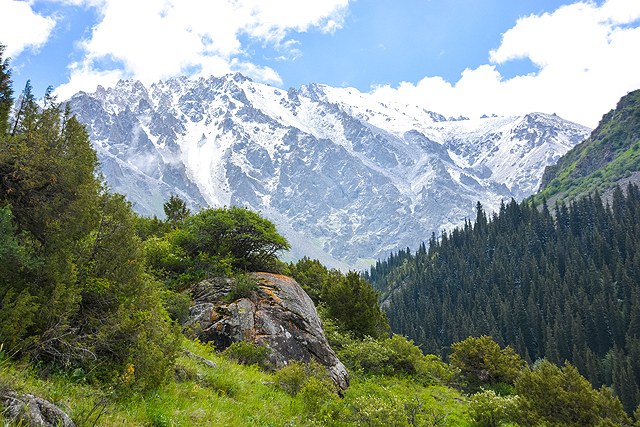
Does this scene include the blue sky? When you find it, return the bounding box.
[1,0,639,127]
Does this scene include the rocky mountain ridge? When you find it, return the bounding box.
[66,74,591,270]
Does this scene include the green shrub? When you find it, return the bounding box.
[274,360,333,399]
[222,342,271,369]
[274,360,307,396]
[228,274,259,300]
[421,354,460,386]
[514,360,630,427]
[449,335,524,391]
[299,375,337,415]
[339,336,395,375]
[337,334,456,385]
[468,389,519,427]
[162,290,191,324]
[348,394,409,427]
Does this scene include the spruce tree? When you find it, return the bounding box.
[0,44,12,134]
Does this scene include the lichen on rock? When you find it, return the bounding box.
[0,390,76,427]
[184,273,349,391]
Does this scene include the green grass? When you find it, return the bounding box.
[0,339,471,427]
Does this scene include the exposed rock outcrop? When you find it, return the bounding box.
[185,273,350,391]
[0,390,75,427]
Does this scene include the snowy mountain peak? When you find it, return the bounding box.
[67,74,591,270]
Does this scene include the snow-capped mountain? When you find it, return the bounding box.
[67,73,590,270]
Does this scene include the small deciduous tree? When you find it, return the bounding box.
[181,206,290,272]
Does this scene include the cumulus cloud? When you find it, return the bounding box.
[0,0,56,58]
[54,60,123,101]
[371,0,640,128]
[53,0,350,97]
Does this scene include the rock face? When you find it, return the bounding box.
[185,273,349,390]
[66,75,591,271]
[0,390,75,427]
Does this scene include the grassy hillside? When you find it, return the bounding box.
[535,89,640,205]
[1,331,469,426]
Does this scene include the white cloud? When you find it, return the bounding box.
[371,0,640,128]
[0,0,56,58]
[54,60,123,101]
[53,0,350,97]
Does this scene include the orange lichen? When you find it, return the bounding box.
[261,286,283,304]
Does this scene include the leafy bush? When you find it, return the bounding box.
[348,394,409,427]
[449,336,524,391]
[274,360,335,413]
[299,374,338,415]
[162,289,191,324]
[337,334,457,385]
[514,360,630,427]
[468,389,519,427]
[318,379,455,427]
[222,342,271,369]
[339,336,395,375]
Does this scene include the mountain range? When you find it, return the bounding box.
[66,73,591,270]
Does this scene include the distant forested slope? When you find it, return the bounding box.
[367,188,640,416]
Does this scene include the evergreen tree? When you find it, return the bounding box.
[322,271,389,339]
[0,44,12,135]
[163,193,190,227]
[0,54,179,388]
[369,185,640,416]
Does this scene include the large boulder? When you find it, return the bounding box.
[0,390,75,427]
[185,272,350,390]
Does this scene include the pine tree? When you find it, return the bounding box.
[0,44,12,134]
[163,193,191,227]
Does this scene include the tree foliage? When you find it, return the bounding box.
[322,271,389,339]
[0,45,179,389]
[450,335,524,390]
[144,203,291,289]
[163,193,190,228]
[514,360,630,426]
[284,257,389,339]
[0,43,12,135]
[181,205,290,272]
